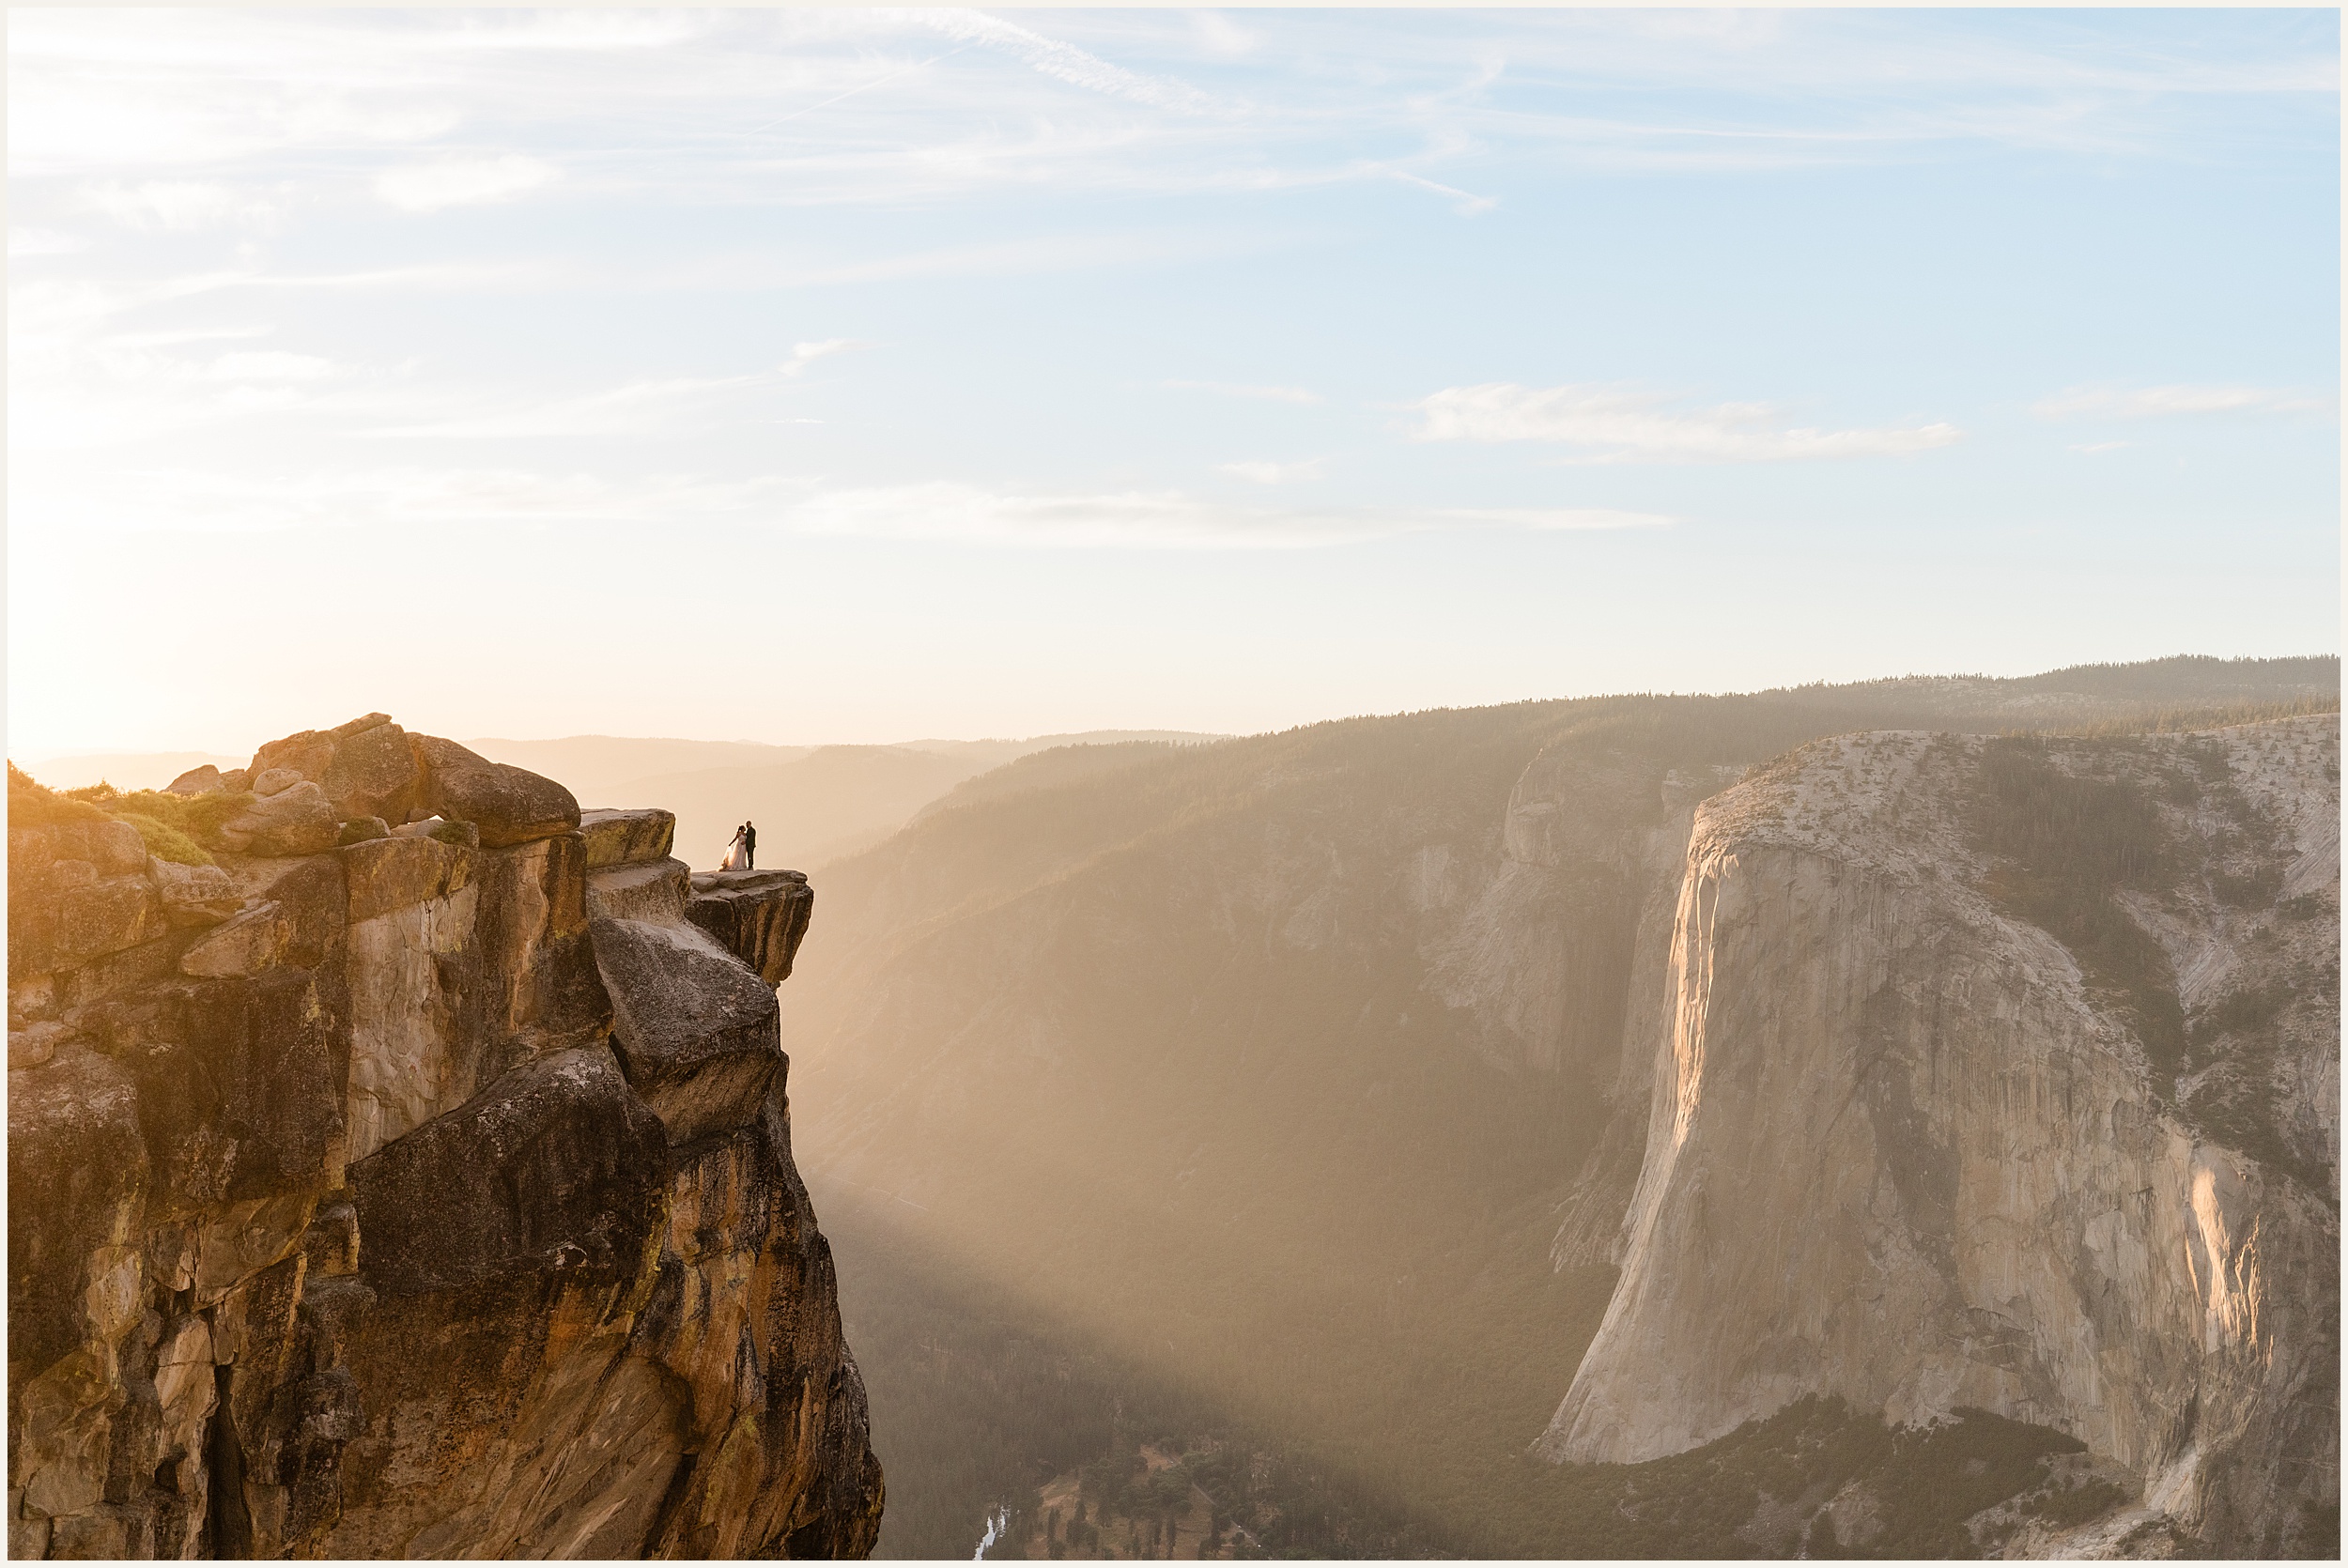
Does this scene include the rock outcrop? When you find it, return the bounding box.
[688,869,815,986]
[8,716,882,1559]
[1536,717,2340,1555]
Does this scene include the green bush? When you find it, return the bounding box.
[111,787,254,847]
[8,762,110,827]
[8,765,254,863]
[110,811,214,867]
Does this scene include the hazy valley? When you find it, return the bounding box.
[771,656,2339,1559]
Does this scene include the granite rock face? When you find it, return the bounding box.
[1536,718,2340,1555]
[7,717,879,1560]
[688,869,816,986]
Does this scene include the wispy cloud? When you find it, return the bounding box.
[9,463,796,535]
[1389,170,1496,215]
[1166,379,1322,406]
[782,339,865,377]
[915,10,1227,116]
[1411,383,1961,463]
[1190,12,1260,59]
[375,155,558,212]
[14,466,1670,549]
[783,482,1667,548]
[81,180,280,231]
[2031,383,2323,418]
[357,374,772,441]
[8,9,2325,214]
[648,230,1280,291]
[1218,459,1324,484]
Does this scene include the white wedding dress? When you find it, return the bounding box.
[718,830,747,871]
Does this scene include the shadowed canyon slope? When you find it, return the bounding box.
[778,657,2338,1558]
[7,717,881,1559]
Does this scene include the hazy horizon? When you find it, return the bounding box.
[15,651,2341,774]
[8,8,2337,760]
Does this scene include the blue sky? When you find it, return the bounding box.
[8,8,2339,756]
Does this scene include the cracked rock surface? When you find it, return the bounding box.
[8,715,879,1560]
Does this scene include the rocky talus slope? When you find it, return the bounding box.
[8,715,881,1559]
[1537,717,2340,1555]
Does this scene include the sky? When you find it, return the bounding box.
[8,7,2340,759]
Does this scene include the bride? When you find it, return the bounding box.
[718,822,748,871]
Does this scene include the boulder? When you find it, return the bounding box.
[579,808,676,869]
[319,721,421,822]
[222,781,338,858]
[178,901,291,979]
[14,821,148,879]
[348,1045,666,1297]
[248,730,336,784]
[8,833,175,973]
[411,736,579,850]
[147,857,241,928]
[53,875,171,971]
[686,869,815,986]
[253,768,303,798]
[391,816,480,850]
[336,817,388,846]
[214,856,347,973]
[331,713,393,739]
[590,917,781,1143]
[163,765,222,797]
[8,1022,78,1071]
[585,858,690,926]
[340,835,472,926]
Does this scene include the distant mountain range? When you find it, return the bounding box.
[18,730,1228,875]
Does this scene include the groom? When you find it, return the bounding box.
[744,820,756,869]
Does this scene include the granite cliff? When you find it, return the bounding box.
[1537,717,2340,1555]
[7,715,881,1559]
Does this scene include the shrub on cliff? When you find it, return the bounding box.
[8,761,108,827]
[106,810,213,867]
[111,788,252,855]
[9,766,244,865]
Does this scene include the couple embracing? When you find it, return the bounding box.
[720,820,757,871]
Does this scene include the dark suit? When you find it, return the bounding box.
[744,825,756,869]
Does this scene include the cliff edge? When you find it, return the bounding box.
[7,715,883,1559]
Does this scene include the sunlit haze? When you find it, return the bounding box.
[8,8,2339,761]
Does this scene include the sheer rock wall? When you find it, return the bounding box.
[1535,718,2339,1553]
[8,716,882,1559]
